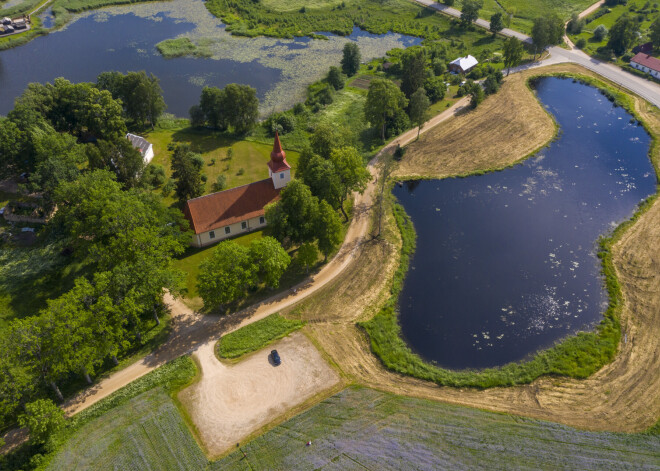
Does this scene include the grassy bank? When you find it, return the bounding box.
[360,72,660,388]
[215,313,304,360]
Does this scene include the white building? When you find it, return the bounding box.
[630,52,660,79]
[126,133,154,164]
[449,55,479,74]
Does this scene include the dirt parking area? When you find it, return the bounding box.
[179,332,340,457]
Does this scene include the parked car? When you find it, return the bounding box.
[270,349,281,366]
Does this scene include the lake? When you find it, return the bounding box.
[0,0,420,116]
[393,77,656,370]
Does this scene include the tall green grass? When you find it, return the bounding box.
[360,73,660,388]
[156,38,213,59]
[216,313,304,359]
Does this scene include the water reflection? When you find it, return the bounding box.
[393,77,656,370]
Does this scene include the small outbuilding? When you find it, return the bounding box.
[126,133,154,164]
[449,55,478,74]
[630,52,660,79]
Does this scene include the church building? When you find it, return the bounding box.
[183,133,291,248]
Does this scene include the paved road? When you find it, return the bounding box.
[413,0,660,107]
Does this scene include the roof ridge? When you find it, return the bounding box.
[186,178,274,203]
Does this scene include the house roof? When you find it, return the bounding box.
[267,131,291,173]
[630,52,660,72]
[183,179,280,234]
[126,133,152,155]
[450,55,478,71]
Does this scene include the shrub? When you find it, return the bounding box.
[266,112,296,135]
[576,38,587,49]
[237,168,245,175]
[141,164,166,188]
[593,24,608,41]
[213,175,226,191]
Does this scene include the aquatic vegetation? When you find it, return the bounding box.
[156,37,213,58]
[61,0,421,112]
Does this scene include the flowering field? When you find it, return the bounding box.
[213,386,660,470]
[46,387,207,470]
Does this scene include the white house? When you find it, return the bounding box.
[183,133,292,248]
[449,55,479,74]
[126,133,154,165]
[630,52,660,79]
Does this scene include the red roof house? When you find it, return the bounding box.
[630,53,660,78]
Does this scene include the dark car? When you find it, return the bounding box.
[271,349,281,366]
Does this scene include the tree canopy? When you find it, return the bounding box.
[365,79,408,141]
[607,15,638,55]
[97,71,166,129]
[503,36,525,75]
[460,0,483,28]
[196,84,259,133]
[341,42,361,77]
[171,144,206,204]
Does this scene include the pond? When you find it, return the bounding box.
[393,77,656,370]
[0,0,420,116]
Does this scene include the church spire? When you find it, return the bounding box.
[270,131,286,163]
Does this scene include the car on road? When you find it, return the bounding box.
[271,349,281,366]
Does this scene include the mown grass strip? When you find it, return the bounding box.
[360,73,660,388]
[216,313,304,360]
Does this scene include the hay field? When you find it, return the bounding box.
[394,71,556,180]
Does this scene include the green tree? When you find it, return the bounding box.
[444,0,455,5]
[197,241,255,309]
[171,144,205,204]
[467,82,485,108]
[265,180,320,245]
[341,42,361,76]
[0,117,28,179]
[401,47,428,98]
[608,15,638,55]
[483,73,502,95]
[249,237,291,288]
[408,87,431,140]
[424,76,446,103]
[566,12,584,35]
[490,12,504,35]
[88,138,145,188]
[460,0,482,28]
[0,350,37,425]
[97,71,166,128]
[593,24,608,42]
[296,243,318,274]
[199,86,227,130]
[18,399,66,445]
[189,105,206,128]
[531,15,563,57]
[30,132,86,197]
[327,66,345,90]
[503,36,525,75]
[300,154,342,209]
[315,200,343,259]
[651,18,660,50]
[310,122,352,159]
[330,146,371,220]
[223,83,259,134]
[365,78,408,141]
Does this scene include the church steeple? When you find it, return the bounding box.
[271,131,286,163]
[267,131,291,189]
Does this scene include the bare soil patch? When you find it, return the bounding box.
[179,332,341,457]
[394,71,556,179]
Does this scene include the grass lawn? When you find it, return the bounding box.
[215,313,304,359]
[144,125,300,206]
[173,230,264,302]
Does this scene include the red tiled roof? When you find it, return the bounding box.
[631,52,660,72]
[268,131,291,173]
[183,179,280,234]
